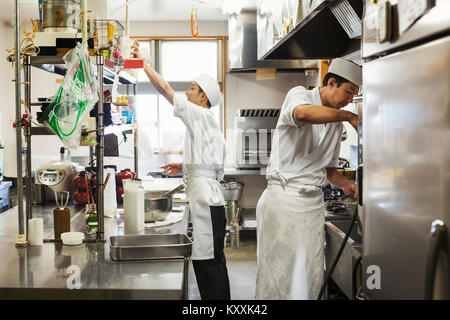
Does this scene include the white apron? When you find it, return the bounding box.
[255,182,325,300]
[184,169,225,260]
[256,118,341,300]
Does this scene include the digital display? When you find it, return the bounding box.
[45,174,57,179]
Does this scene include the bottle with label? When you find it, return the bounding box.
[85,203,98,240]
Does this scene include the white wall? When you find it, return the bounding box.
[1,21,20,177]
[0,21,14,141]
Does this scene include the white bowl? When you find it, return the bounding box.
[61,232,84,245]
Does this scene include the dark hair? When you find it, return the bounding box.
[322,72,350,87]
[198,87,212,108]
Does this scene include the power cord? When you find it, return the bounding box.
[317,205,359,300]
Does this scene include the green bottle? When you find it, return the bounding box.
[85,204,98,238]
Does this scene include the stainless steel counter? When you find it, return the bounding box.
[0,201,190,300]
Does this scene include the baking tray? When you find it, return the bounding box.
[109,234,192,261]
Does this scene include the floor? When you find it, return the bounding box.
[188,231,257,300]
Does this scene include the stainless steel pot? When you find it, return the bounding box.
[41,0,81,31]
[220,178,244,201]
[144,195,172,222]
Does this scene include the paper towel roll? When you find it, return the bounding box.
[28,218,43,246]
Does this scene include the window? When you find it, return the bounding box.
[135,39,224,163]
[160,41,219,81]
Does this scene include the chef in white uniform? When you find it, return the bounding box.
[255,58,361,300]
[132,42,230,300]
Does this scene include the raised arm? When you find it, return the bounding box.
[293,104,358,131]
[131,41,175,105]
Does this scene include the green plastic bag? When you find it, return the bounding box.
[42,43,98,148]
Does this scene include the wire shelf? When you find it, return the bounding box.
[93,19,125,51]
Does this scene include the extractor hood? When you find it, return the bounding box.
[228,11,318,71]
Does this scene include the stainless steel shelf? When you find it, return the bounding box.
[30,126,54,136]
[30,56,137,85]
[30,123,134,136]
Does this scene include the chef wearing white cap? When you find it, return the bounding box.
[132,42,230,300]
[255,58,362,300]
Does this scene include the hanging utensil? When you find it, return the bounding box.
[103,171,112,190]
[55,191,70,210]
[158,184,185,199]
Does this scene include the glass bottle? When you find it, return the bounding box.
[84,203,98,240]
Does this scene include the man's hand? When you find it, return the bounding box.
[131,40,143,59]
[326,167,358,199]
[131,40,174,104]
[161,163,183,176]
[342,181,358,199]
[347,112,358,132]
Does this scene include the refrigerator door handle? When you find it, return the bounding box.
[425,220,448,300]
[357,165,363,206]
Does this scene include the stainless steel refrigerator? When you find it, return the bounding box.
[360,0,450,299]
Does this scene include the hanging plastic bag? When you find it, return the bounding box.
[42,43,98,148]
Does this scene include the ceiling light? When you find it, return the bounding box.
[222,0,242,15]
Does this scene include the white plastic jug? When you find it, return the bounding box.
[104,167,117,218]
[123,179,144,234]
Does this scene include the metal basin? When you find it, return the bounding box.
[325,218,362,299]
[144,194,172,222]
[221,179,244,201]
[109,234,192,261]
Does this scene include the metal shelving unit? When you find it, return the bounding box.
[21,53,138,243]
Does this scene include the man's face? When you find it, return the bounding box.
[328,80,359,109]
[185,82,206,106]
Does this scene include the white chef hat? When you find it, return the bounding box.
[328,58,362,86]
[193,73,222,107]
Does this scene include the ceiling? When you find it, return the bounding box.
[0,0,257,23]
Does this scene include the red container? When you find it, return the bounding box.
[73,171,90,190]
[115,170,134,186]
[116,186,124,203]
[73,190,89,205]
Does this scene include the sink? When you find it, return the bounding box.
[325,218,362,299]
[327,219,362,244]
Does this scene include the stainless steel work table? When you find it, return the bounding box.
[0,202,190,300]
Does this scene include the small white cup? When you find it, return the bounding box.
[28,218,43,246]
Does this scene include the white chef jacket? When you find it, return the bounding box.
[266,86,343,188]
[256,86,342,299]
[173,93,226,260]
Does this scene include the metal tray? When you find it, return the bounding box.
[109,234,192,261]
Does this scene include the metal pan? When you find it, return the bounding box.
[109,234,192,261]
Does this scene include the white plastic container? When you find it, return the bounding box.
[28,218,43,246]
[61,232,84,245]
[104,167,117,217]
[123,179,145,234]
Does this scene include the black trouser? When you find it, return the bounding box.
[192,205,231,300]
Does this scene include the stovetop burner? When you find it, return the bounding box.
[325,202,347,215]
